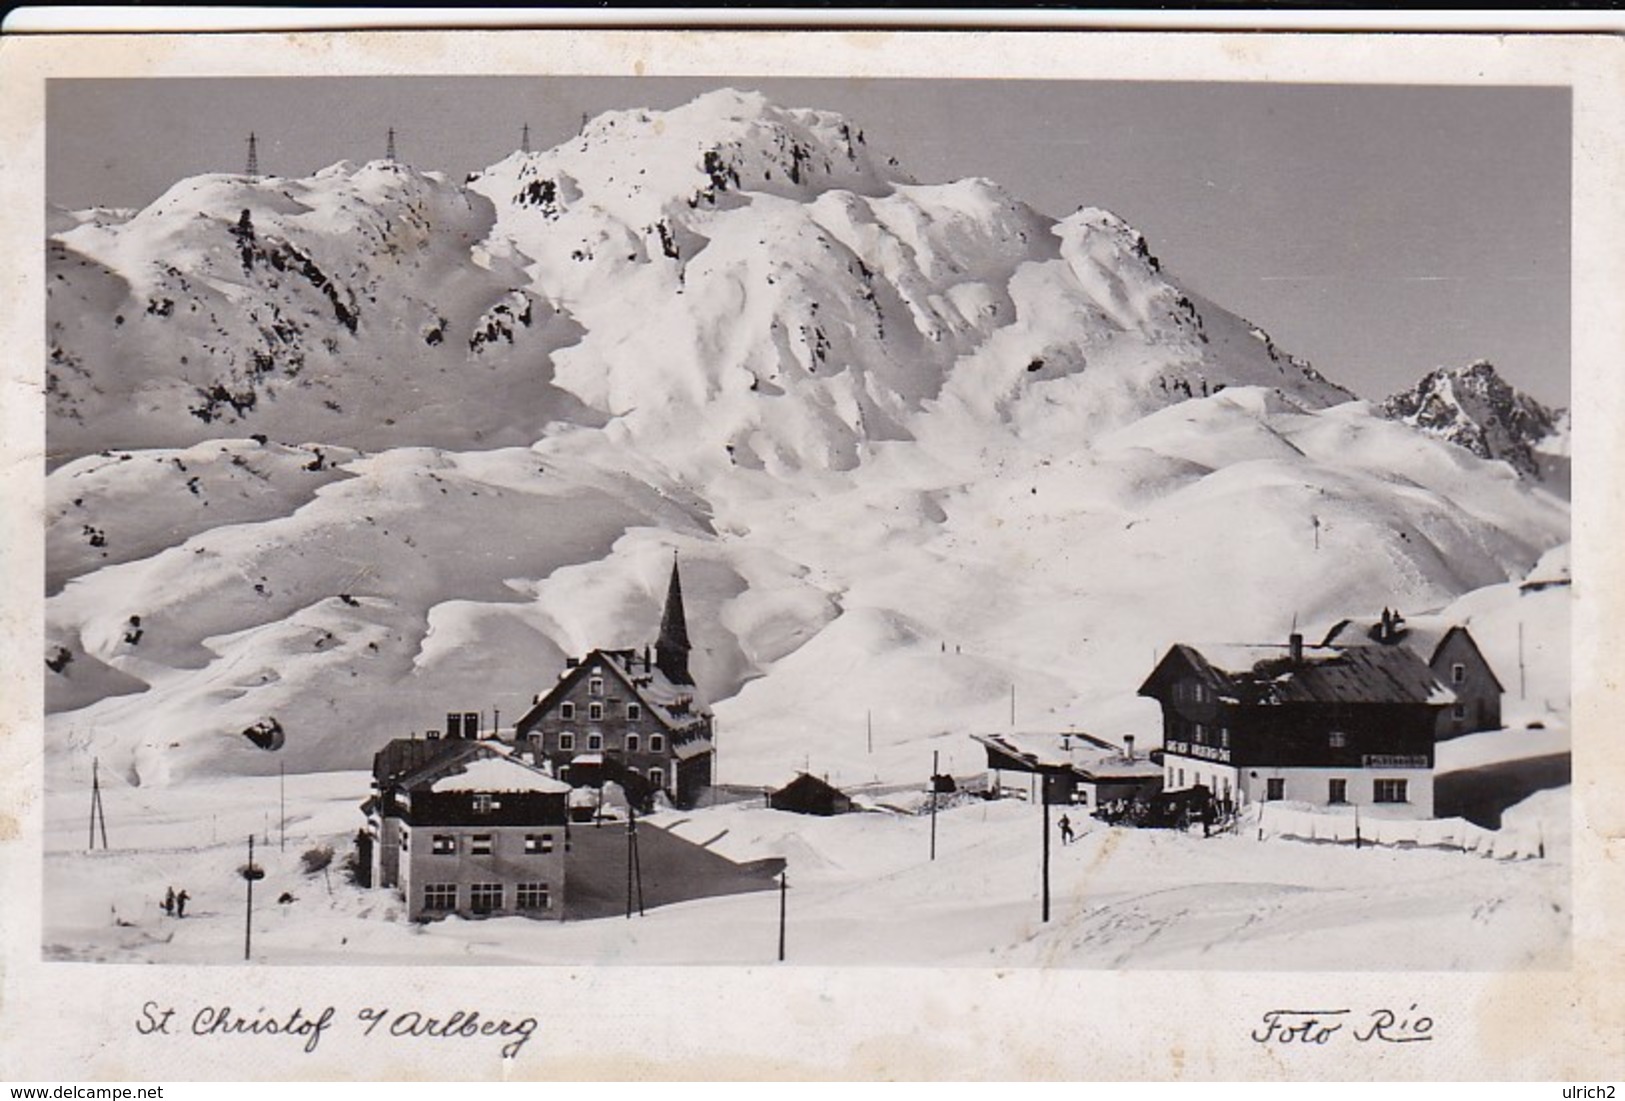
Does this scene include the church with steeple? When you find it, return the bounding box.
[511,555,715,808]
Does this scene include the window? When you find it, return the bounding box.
[1265,778,1285,802]
[469,883,503,914]
[627,703,642,721]
[1328,779,1348,804]
[559,732,575,751]
[1374,779,1409,804]
[589,678,603,697]
[471,834,493,855]
[626,733,640,754]
[1452,703,1467,721]
[649,734,664,754]
[1177,768,1185,788]
[472,794,493,814]
[1451,662,1466,684]
[588,733,603,751]
[589,702,604,721]
[560,702,575,720]
[525,833,555,855]
[1328,731,1347,748]
[517,883,551,911]
[648,768,665,790]
[423,883,457,912]
[431,834,456,855]
[1220,728,1230,749]
[399,829,409,852]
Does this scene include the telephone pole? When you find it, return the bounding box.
[88,756,108,851]
[929,751,940,862]
[777,867,788,962]
[1041,796,1051,923]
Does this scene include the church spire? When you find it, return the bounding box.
[656,552,692,686]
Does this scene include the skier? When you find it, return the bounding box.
[162,886,175,917]
[1058,814,1074,846]
[175,890,190,918]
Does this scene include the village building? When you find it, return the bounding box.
[1321,610,1504,739]
[362,736,570,922]
[769,773,853,816]
[1138,634,1450,818]
[971,731,1164,810]
[511,557,715,808]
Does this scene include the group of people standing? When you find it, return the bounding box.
[161,886,190,918]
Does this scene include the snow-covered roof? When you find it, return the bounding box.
[428,753,570,795]
[1160,642,1453,707]
[570,752,604,765]
[1318,614,1451,662]
[973,732,1161,780]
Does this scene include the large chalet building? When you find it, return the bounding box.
[1139,633,1452,818]
[512,557,715,808]
[1321,610,1504,739]
[362,736,571,922]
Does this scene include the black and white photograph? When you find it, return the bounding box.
[2,25,1621,1081]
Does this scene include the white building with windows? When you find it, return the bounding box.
[363,736,570,922]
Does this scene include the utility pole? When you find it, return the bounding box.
[242,834,264,962]
[929,751,939,862]
[88,756,108,851]
[625,804,643,918]
[1041,796,1051,924]
[245,131,259,179]
[521,122,531,154]
[279,761,286,852]
[777,866,788,962]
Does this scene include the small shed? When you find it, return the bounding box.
[769,773,853,817]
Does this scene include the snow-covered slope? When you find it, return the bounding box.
[44,89,1569,789]
[1381,359,1567,487]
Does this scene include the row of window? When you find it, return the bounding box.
[1262,777,1408,804]
[549,731,664,754]
[1167,770,1410,805]
[403,830,560,854]
[559,700,642,722]
[422,882,551,913]
[426,831,559,856]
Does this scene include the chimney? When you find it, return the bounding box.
[1061,732,1072,751]
[1289,632,1304,665]
[1124,734,1135,762]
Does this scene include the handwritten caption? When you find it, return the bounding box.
[136,1002,537,1059]
[1251,1006,1434,1047]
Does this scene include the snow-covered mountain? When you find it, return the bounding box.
[43,89,1569,788]
[1380,360,1568,487]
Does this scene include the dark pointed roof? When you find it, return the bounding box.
[658,556,690,652]
[656,554,693,686]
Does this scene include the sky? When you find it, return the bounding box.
[46,76,1571,405]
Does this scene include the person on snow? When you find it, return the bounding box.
[175,890,189,918]
[162,887,175,917]
[1058,814,1074,846]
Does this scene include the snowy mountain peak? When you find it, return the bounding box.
[1381,359,1565,481]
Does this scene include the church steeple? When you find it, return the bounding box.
[656,553,692,686]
